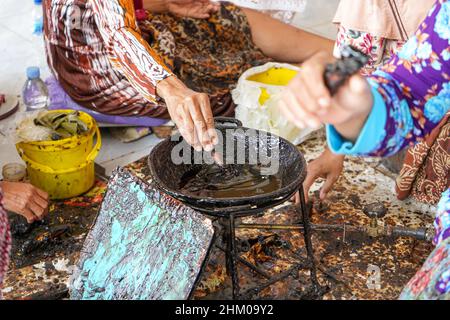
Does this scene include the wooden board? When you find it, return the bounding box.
[69,168,214,300]
[0,95,19,120]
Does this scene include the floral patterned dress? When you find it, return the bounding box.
[327,0,450,299]
[335,25,406,73]
[0,189,11,299]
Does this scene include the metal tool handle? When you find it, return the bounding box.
[392,226,433,242]
[323,45,369,96]
[324,65,347,96]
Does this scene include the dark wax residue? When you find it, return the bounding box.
[179,164,282,198]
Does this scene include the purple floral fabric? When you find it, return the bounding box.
[366,0,450,159]
[336,0,450,299]
[366,0,450,250]
[400,190,450,299]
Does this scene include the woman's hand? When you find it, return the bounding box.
[168,0,220,19]
[303,147,344,201]
[0,182,49,223]
[279,51,374,142]
[157,76,218,151]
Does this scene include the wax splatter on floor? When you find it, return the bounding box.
[4,136,436,300]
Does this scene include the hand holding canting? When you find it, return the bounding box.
[279,51,374,142]
[157,76,218,151]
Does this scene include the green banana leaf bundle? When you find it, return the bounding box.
[34,111,88,140]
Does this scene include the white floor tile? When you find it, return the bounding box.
[0,0,34,19]
[97,130,163,174]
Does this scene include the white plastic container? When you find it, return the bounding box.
[232,62,316,145]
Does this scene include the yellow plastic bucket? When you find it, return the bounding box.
[246,67,298,105]
[16,110,102,200]
[16,111,97,170]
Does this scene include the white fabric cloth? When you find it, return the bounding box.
[216,0,307,24]
[219,0,306,12]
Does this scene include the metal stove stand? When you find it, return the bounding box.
[204,188,323,300]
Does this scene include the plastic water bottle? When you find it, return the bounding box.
[32,0,44,36]
[31,0,46,63]
[23,67,49,111]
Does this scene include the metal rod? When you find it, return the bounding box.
[236,223,361,232]
[240,263,309,299]
[298,187,321,290]
[237,223,304,231]
[392,226,431,242]
[189,228,219,300]
[236,223,431,241]
[216,245,271,279]
[225,214,240,299]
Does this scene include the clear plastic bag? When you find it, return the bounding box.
[231,62,316,145]
[15,113,54,143]
[0,110,53,145]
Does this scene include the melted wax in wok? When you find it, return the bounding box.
[179,164,282,198]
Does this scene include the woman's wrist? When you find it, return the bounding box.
[323,145,345,160]
[156,75,187,99]
[333,110,371,143]
[333,81,374,143]
[142,0,169,13]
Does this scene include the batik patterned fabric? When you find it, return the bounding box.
[335,25,405,73]
[400,190,450,300]
[0,189,11,299]
[329,0,450,158]
[434,189,450,246]
[43,0,268,118]
[138,5,269,98]
[89,0,173,101]
[396,113,450,205]
[43,0,173,118]
[327,0,450,298]
[367,0,450,206]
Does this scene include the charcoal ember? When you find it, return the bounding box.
[21,239,42,255]
[19,225,71,255]
[8,214,44,237]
